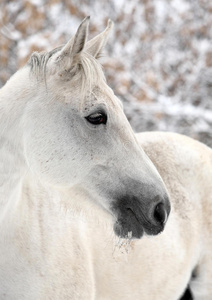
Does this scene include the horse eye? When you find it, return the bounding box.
[85,112,107,125]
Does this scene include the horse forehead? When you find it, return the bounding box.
[59,85,118,110]
[86,86,120,109]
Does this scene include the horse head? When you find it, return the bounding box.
[15,17,170,239]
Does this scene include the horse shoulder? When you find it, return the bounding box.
[136,131,212,198]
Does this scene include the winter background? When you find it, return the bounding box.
[1,0,212,146]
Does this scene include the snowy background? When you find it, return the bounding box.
[1,0,212,146]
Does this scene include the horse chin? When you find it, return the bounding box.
[113,220,165,239]
[113,220,144,239]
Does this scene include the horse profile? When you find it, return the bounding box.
[0,17,212,299]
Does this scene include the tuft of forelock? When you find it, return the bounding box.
[78,52,106,96]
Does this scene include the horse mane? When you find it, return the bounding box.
[28,46,63,78]
[27,46,106,97]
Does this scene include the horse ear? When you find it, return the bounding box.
[55,16,90,68]
[85,19,113,58]
[71,16,89,57]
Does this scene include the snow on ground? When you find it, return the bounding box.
[1,0,212,146]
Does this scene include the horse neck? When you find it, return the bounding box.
[0,66,33,127]
[0,67,33,223]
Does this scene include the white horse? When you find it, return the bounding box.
[0,17,212,300]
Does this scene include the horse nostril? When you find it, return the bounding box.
[153,202,167,225]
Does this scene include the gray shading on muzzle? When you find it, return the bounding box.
[111,190,171,239]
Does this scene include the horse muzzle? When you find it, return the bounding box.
[111,194,171,239]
